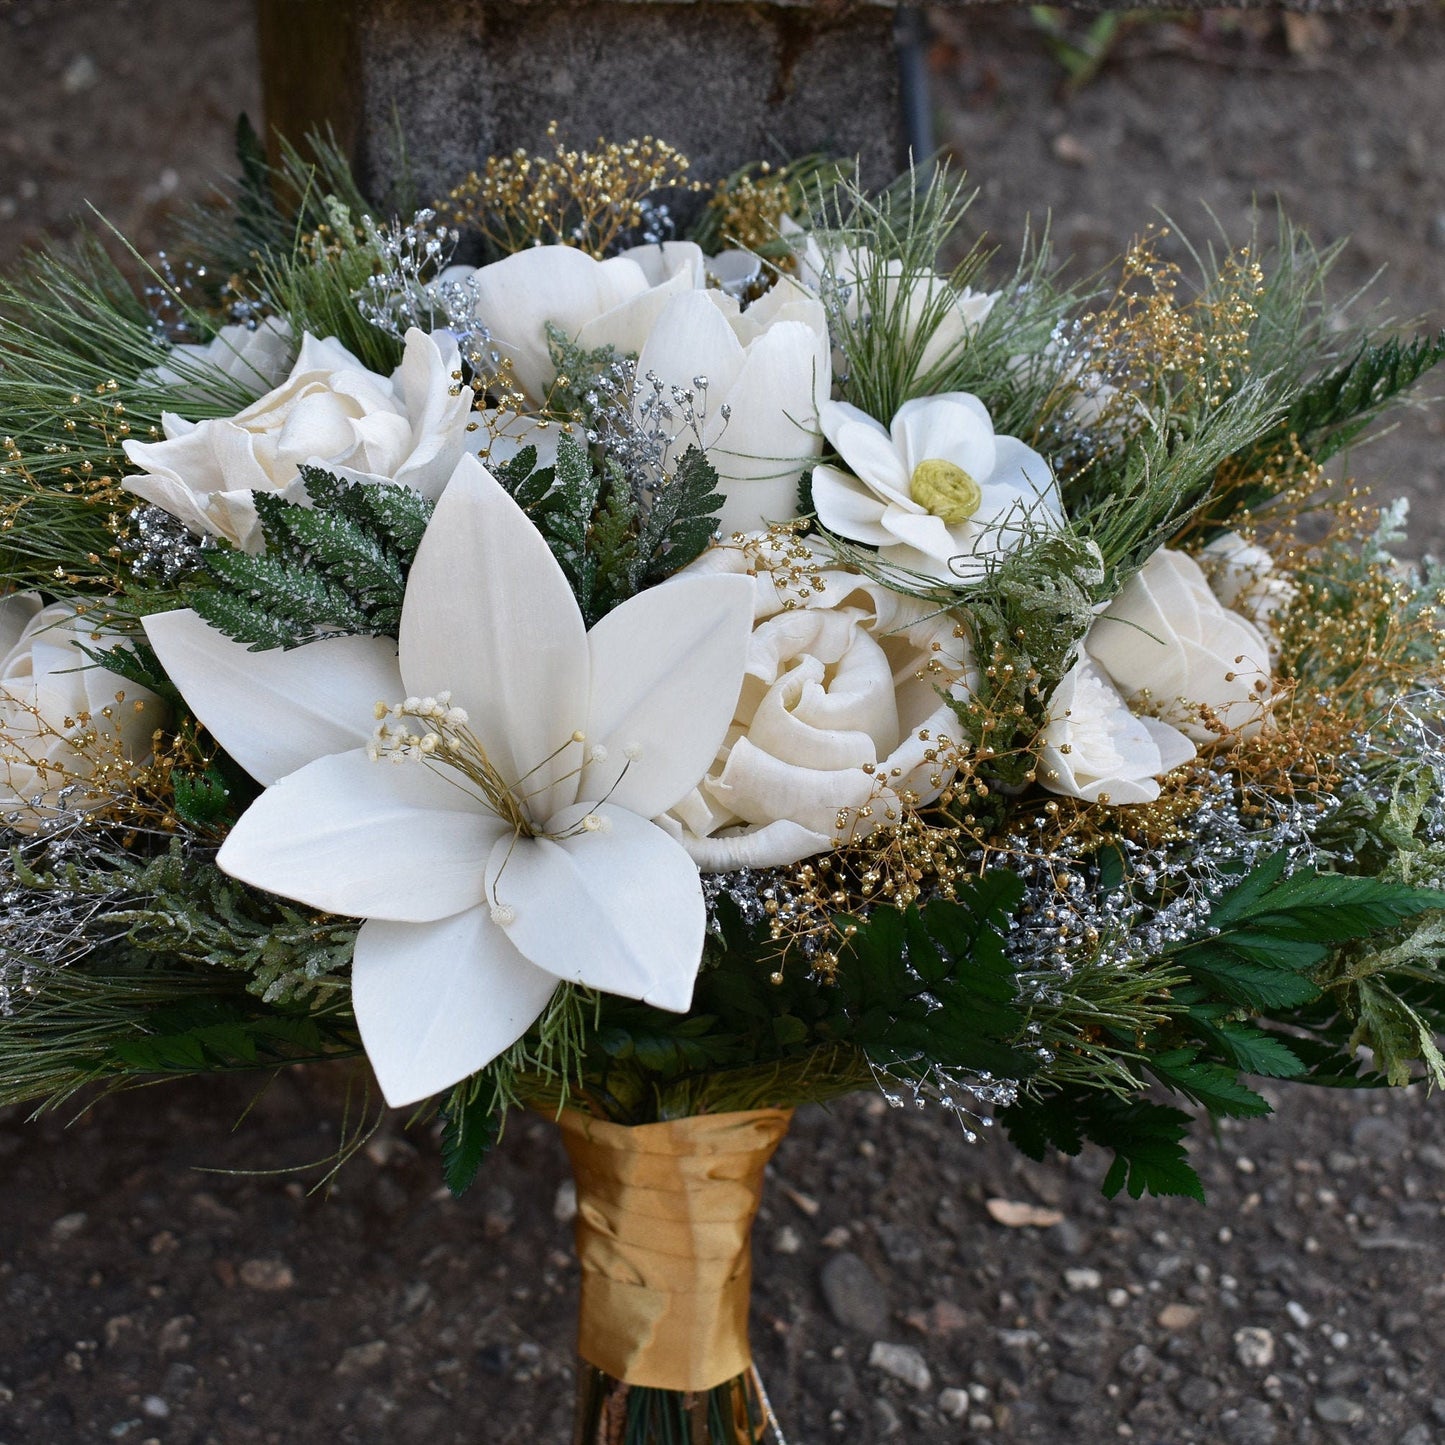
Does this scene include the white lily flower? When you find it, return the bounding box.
[812,393,1063,585]
[143,454,754,1108]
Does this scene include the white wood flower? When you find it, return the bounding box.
[1037,659,1196,805]
[1086,548,1275,742]
[142,455,754,1107]
[811,393,1063,585]
[122,328,471,552]
[1,595,167,831]
[663,534,977,869]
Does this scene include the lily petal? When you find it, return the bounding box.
[142,609,403,785]
[579,574,753,819]
[218,750,508,922]
[353,908,561,1107]
[487,802,703,1012]
[399,455,590,823]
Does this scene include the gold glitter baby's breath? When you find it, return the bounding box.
[444,124,701,259]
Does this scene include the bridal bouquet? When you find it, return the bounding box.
[4,127,1445,1441]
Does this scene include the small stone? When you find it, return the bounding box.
[937,1387,969,1420]
[1051,133,1092,167]
[552,1180,577,1224]
[1157,1304,1199,1331]
[61,54,98,94]
[51,1212,88,1241]
[1284,1302,1312,1329]
[336,1340,389,1375]
[156,1317,193,1354]
[968,1414,994,1433]
[1116,1345,1157,1379]
[1064,1267,1102,1292]
[1349,1114,1408,1160]
[1313,1397,1365,1425]
[1234,1328,1276,1369]
[820,1253,890,1335]
[875,1224,923,1266]
[1433,1398,1445,1426]
[238,1258,295,1292]
[1107,1289,1130,1308]
[1177,1377,1221,1412]
[871,1398,903,1437]
[1416,1144,1445,1172]
[1399,1425,1433,1445]
[1048,1372,1093,1406]
[140,1397,169,1420]
[821,1226,851,1249]
[869,1341,931,1392]
[772,1226,802,1256]
[784,1186,821,1217]
[1222,1400,1279,1445]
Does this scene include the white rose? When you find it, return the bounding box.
[1198,533,1297,650]
[811,393,1062,585]
[1,595,168,831]
[121,328,471,552]
[138,317,296,401]
[664,538,976,869]
[1037,659,1196,805]
[1086,548,1275,743]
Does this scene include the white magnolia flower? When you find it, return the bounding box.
[454,241,706,405]
[1198,532,1297,648]
[138,317,296,400]
[1037,659,1196,805]
[1,595,167,830]
[785,220,998,385]
[663,535,976,870]
[457,241,831,537]
[1086,548,1275,743]
[142,455,754,1108]
[811,393,1063,584]
[122,328,472,552]
[632,279,832,537]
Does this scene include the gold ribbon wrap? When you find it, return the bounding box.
[558,1107,793,1393]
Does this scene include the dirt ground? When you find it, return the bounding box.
[3,5,1445,1444]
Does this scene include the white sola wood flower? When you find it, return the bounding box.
[142,455,754,1107]
[812,393,1062,585]
[122,328,471,553]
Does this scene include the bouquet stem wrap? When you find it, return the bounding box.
[558,1107,794,1393]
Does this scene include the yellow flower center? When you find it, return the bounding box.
[910,458,982,525]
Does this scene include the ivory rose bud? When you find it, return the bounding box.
[1,595,167,831]
[1037,659,1196,805]
[1086,548,1275,743]
[664,538,976,870]
[121,328,471,552]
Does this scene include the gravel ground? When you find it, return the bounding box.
[2,6,1445,1444]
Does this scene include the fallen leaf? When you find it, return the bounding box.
[985,1198,1065,1229]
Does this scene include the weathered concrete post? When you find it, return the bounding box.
[258,0,909,207]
